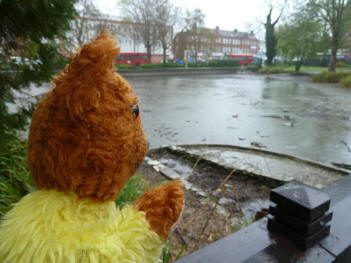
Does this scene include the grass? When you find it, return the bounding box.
[260,65,351,74]
[280,66,329,72]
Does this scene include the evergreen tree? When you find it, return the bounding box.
[0,0,77,149]
[264,8,282,66]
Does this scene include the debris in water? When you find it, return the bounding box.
[284,122,294,127]
[262,115,283,119]
[341,140,351,153]
[251,141,267,148]
[262,115,292,121]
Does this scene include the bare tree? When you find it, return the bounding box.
[309,0,351,72]
[121,0,160,63]
[67,0,121,52]
[183,8,206,63]
[70,0,102,48]
[154,0,179,64]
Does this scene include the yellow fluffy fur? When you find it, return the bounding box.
[0,190,163,263]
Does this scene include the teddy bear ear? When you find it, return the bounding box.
[65,30,120,75]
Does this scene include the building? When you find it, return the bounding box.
[67,17,173,63]
[175,26,260,60]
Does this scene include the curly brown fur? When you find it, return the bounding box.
[27,31,148,201]
[133,180,184,240]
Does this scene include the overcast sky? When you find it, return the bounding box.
[96,0,291,39]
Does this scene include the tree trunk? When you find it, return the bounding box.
[295,60,302,73]
[329,42,337,72]
[147,44,152,63]
[162,41,167,64]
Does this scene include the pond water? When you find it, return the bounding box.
[127,73,351,165]
[21,72,351,165]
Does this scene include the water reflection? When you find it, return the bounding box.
[127,73,351,164]
[20,73,351,165]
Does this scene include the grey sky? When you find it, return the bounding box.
[96,0,289,38]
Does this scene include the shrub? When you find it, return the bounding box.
[208,59,239,67]
[115,174,146,208]
[341,75,351,87]
[335,61,347,68]
[0,133,35,217]
[115,63,136,69]
[140,62,184,69]
[259,67,286,74]
[312,71,349,83]
[188,62,209,67]
[163,62,185,68]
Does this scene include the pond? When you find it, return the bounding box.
[21,72,351,165]
[127,72,351,165]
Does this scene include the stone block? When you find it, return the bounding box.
[269,205,332,236]
[270,182,330,221]
[267,217,331,250]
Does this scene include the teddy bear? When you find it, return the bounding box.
[0,31,184,263]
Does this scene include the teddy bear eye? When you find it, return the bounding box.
[130,104,140,119]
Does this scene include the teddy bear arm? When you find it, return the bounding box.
[133,179,184,240]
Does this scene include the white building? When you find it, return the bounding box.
[68,17,173,62]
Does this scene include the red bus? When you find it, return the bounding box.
[115,52,148,66]
[225,54,254,66]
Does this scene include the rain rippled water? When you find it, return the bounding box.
[20,72,351,165]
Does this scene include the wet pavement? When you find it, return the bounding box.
[21,72,351,165]
[126,73,351,165]
[170,145,347,189]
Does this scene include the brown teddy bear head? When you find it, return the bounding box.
[27,31,148,202]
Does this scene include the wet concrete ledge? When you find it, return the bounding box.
[117,67,243,77]
[149,144,349,190]
[174,175,351,263]
[164,144,349,176]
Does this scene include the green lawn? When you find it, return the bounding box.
[281,66,329,72]
[268,65,351,73]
